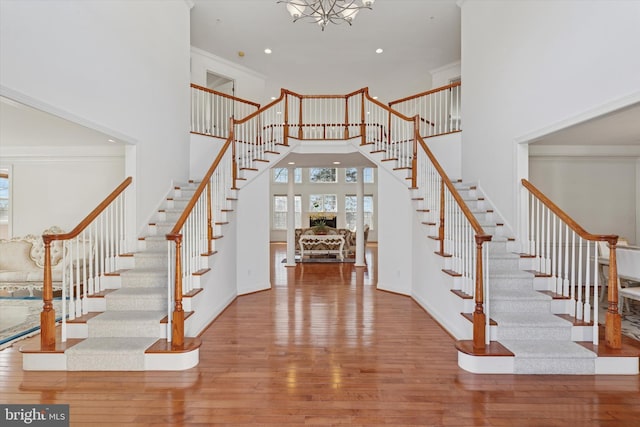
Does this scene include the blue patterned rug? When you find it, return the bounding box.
[0,298,62,350]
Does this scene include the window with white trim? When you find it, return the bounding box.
[309,194,337,212]
[309,168,337,183]
[273,195,302,229]
[345,167,374,183]
[345,195,374,230]
[273,168,302,183]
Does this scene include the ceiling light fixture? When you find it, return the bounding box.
[264,48,272,54]
[278,0,375,31]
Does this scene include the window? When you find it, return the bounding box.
[345,167,374,183]
[345,195,374,230]
[273,195,301,229]
[273,168,301,183]
[0,171,8,224]
[309,194,337,212]
[309,168,337,183]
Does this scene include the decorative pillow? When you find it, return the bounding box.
[28,226,66,268]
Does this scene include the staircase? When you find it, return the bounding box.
[23,183,203,371]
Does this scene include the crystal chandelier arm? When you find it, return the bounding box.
[278,0,374,30]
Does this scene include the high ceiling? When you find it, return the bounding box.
[190,0,462,104]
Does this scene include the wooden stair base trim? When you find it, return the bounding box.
[118,253,134,258]
[538,290,571,300]
[212,235,224,240]
[428,235,441,241]
[201,250,218,256]
[193,268,211,276]
[416,209,430,212]
[461,313,497,326]
[370,149,385,154]
[20,339,84,354]
[393,166,411,171]
[145,337,202,354]
[422,221,436,226]
[104,269,129,277]
[455,340,515,357]
[239,167,258,171]
[184,288,203,298]
[66,312,103,323]
[214,221,229,225]
[412,197,424,201]
[160,311,194,324]
[88,289,117,298]
[264,150,280,155]
[221,209,234,212]
[451,289,472,299]
[381,158,398,162]
[518,253,536,258]
[578,325,640,356]
[253,158,269,163]
[554,313,593,327]
[434,251,452,258]
[524,270,553,278]
[443,269,462,277]
[226,197,238,201]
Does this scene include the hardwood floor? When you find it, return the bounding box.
[1,242,639,426]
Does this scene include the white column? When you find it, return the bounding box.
[286,167,296,267]
[355,167,366,267]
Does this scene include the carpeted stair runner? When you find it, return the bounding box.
[458,182,598,374]
[63,184,197,370]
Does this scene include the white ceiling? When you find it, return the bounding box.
[190,0,462,103]
[0,97,119,148]
[530,102,640,146]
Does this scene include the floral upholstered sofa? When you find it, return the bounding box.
[294,225,369,258]
[0,227,65,297]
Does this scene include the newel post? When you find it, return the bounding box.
[605,237,622,349]
[206,181,213,254]
[297,95,303,139]
[172,234,185,348]
[411,117,418,189]
[472,235,490,350]
[283,92,290,145]
[438,181,445,255]
[40,235,56,349]
[360,92,366,145]
[344,96,349,139]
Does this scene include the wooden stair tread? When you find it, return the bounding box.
[461,313,497,326]
[451,289,472,299]
[160,311,195,324]
[443,269,462,277]
[145,337,202,354]
[455,340,515,357]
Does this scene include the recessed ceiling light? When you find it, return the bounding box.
[276,111,282,114]
[333,161,341,165]
[264,48,272,54]
[375,48,383,54]
[372,96,378,100]
[288,161,296,165]
[107,139,116,143]
[271,96,277,100]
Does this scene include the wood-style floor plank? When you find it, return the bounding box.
[0,243,638,426]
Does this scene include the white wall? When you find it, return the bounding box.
[269,167,379,242]
[191,47,267,103]
[530,156,638,245]
[236,171,271,294]
[0,0,191,236]
[430,61,461,88]
[377,166,412,295]
[0,147,125,237]
[460,1,640,235]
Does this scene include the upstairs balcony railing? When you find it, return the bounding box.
[389,81,462,138]
[190,84,260,138]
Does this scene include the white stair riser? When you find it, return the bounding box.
[490,299,551,313]
[106,296,166,311]
[514,358,595,375]
[497,326,571,341]
[490,277,533,291]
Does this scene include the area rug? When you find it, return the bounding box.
[0,298,62,350]
[598,300,640,341]
[282,256,356,264]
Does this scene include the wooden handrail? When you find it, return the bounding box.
[416,135,489,239]
[41,176,133,349]
[234,89,287,125]
[521,179,618,244]
[522,178,621,349]
[43,177,133,242]
[190,83,261,108]
[388,81,462,107]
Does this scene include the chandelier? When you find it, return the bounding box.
[278,0,375,31]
